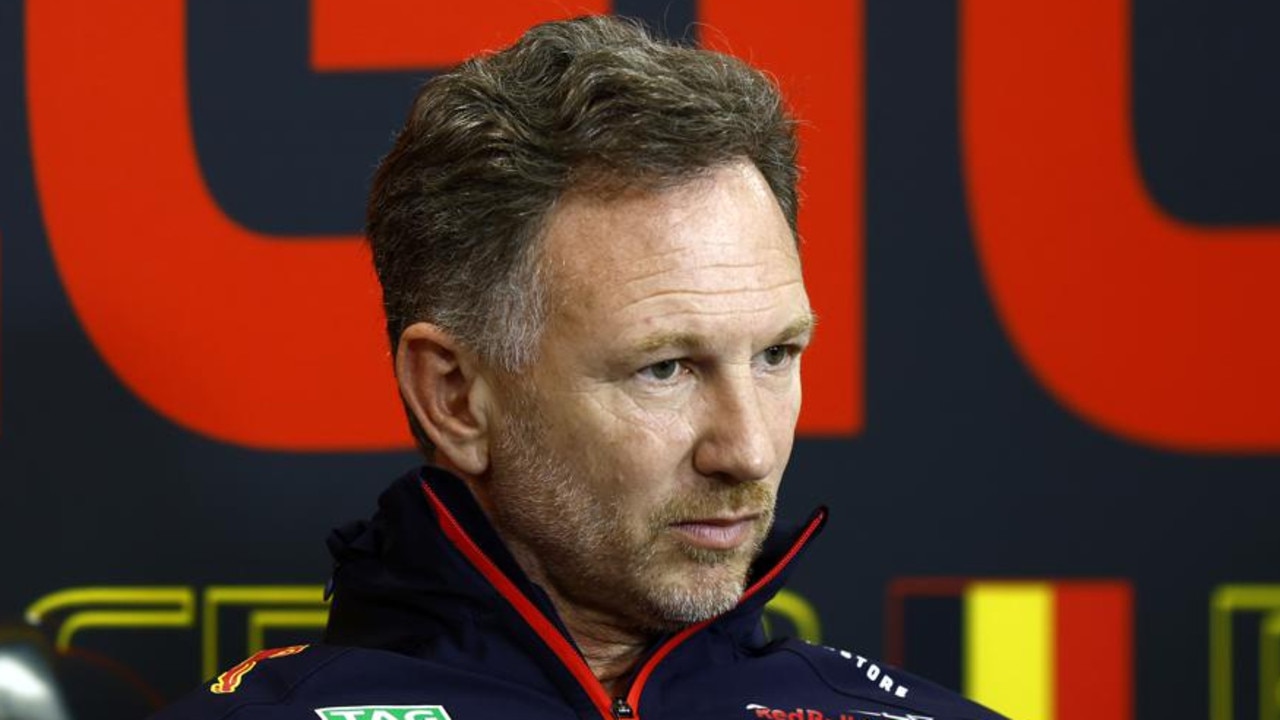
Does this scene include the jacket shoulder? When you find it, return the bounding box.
[775,640,1009,720]
[149,644,352,719]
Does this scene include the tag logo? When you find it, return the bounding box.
[314,707,452,720]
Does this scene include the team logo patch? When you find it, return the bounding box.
[313,706,453,720]
[209,645,309,694]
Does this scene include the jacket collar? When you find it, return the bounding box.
[324,466,826,717]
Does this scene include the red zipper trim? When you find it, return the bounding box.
[623,509,828,715]
[420,481,616,720]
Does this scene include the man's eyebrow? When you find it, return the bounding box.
[774,313,817,344]
[633,331,704,355]
[630,313,818,355]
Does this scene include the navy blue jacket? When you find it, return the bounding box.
[154,467,1008,720]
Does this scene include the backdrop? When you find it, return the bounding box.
[2,1,1278,719]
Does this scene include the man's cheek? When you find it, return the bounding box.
[779,375,804,421]
[771,388,804,458]
[581,390,676,437]
[629,404,700,446]
[588,400,699,461]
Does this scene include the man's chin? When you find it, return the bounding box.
[646,579,745,627]
[635,553,754,628]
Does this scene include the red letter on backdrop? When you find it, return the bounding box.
[28,1,859,450]
[699,0,863,436]
[962,1,1280,451]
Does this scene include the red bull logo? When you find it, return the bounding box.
[746,703,860,720]
[209,645,308,694]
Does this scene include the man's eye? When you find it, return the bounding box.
[641,359,681,381]
[761,345,792,367]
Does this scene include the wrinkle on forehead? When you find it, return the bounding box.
[621,277,806,304]
[594,271,807,342]
[540,163,802,321]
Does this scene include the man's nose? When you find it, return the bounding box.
[692,372,777,483]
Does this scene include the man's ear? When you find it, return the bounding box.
[396,323,494,476]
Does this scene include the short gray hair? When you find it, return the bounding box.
[366,15,799,452]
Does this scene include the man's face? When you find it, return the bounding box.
[484,161,812,632]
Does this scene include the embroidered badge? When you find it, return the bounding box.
[209,645,308,694]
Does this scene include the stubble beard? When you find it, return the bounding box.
[487,400,776,633]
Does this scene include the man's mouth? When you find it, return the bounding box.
[668,514,760,551]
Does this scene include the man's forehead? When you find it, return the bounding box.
[538,163,801,301]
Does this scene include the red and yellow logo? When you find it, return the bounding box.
[210,644,309,694]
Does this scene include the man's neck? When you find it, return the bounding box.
[541,584,654,697]
[500,535,658,696]
[453,467,657,696]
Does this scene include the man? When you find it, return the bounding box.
[156,16,1006,720]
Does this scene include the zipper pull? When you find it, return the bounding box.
[611,697,635,719]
